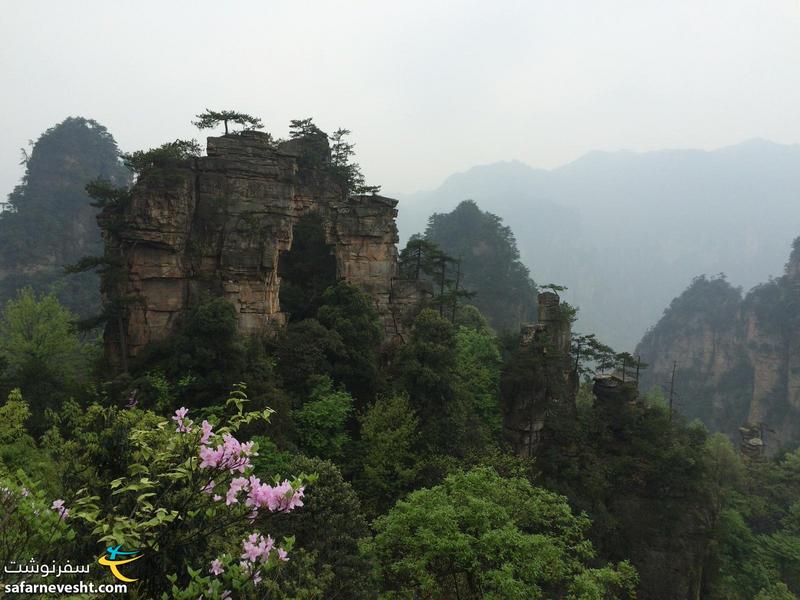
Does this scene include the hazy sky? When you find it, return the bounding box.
[2,0,800,197]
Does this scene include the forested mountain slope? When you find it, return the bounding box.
[0,117,130,315]
[637,238,800,453]
[395,139,800,350]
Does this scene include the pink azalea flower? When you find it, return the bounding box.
[172,407,192,433]
[277,547,289,562]
[210,558,224,576]
[51,499,69,520]
[240,533,275,563]
[198,433,257,473]
[200,420,213,445]
[226,477,249,506]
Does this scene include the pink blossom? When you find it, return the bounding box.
[252,571,263,585]
[241,533,274,563]
[244,478,303,513]
[277,547,289,562]
[172,407,192,433]
[226,477,249,506]
[200,420,213,445]
[209,558,224,576]
[242,542,261,562]
[198,433,256,473]
[201,480,215,494]
[51,499,69,520]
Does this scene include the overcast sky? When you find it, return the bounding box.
[1,0,800,197]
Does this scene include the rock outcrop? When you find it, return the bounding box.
[637,238,800,453]
[502,291,577,457]
[99,132,422,366]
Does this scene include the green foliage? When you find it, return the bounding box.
[264,455,377,599]
[67,387,302,599]
[755,583,799,600]
[0,474,76,569]
[275,280,384,406]
[0,288,88,430]
[0,388,29,444]
[357,394,421,516]
[744,242,800,337]
[398,235,474,323]
[536,379,715,599]
[367,466,637,599]
[398,235,441,281]
[289,118,327,140]
[278,214,338,321]
[287,118,380,195]
[121,139,201,176]
[136,296,247,406]
[701,446,800,599]
[454,325,503,438]
[0,117,130,315]
[273,319,341,396]
[41,399,162,498]
[571,333,617,375]
[0,389,59,485]
[453,303,493,333]
[329,128,381,195]
[393,309,467,454]
[84,178,132,209]
[293,377,353,461]
[0,288,85,377]
[423,200,537,332]
[316,280,384,405]
[193,109,264,135]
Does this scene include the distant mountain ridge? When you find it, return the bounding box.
[392,139,800,349]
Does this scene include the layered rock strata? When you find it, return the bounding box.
[99,132,421,366]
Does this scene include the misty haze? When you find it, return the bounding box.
[1,2,799,599]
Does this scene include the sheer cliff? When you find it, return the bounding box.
[636,238,800,452]
[98,132,422,367]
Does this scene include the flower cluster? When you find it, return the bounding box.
[51,499,69,520]
[172,406,192,433]
[173,407,301,595]
[182,409,305,517]
[204,533,289,593]
[245,477,304,513]
[199,434,256,473]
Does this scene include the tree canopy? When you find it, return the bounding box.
[193,109,264,135]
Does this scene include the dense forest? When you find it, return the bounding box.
[0,117,130,316]
[0,117,799,600]
[396,140,800,351]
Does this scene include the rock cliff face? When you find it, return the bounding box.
[637,238,800,452]
[502,291,577,457]
[100,132,419,366]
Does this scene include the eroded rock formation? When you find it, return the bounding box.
[99,132,421,366]
[502,291,577,457]
[637,238,800,453]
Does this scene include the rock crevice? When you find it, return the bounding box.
[100,132,421,365]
